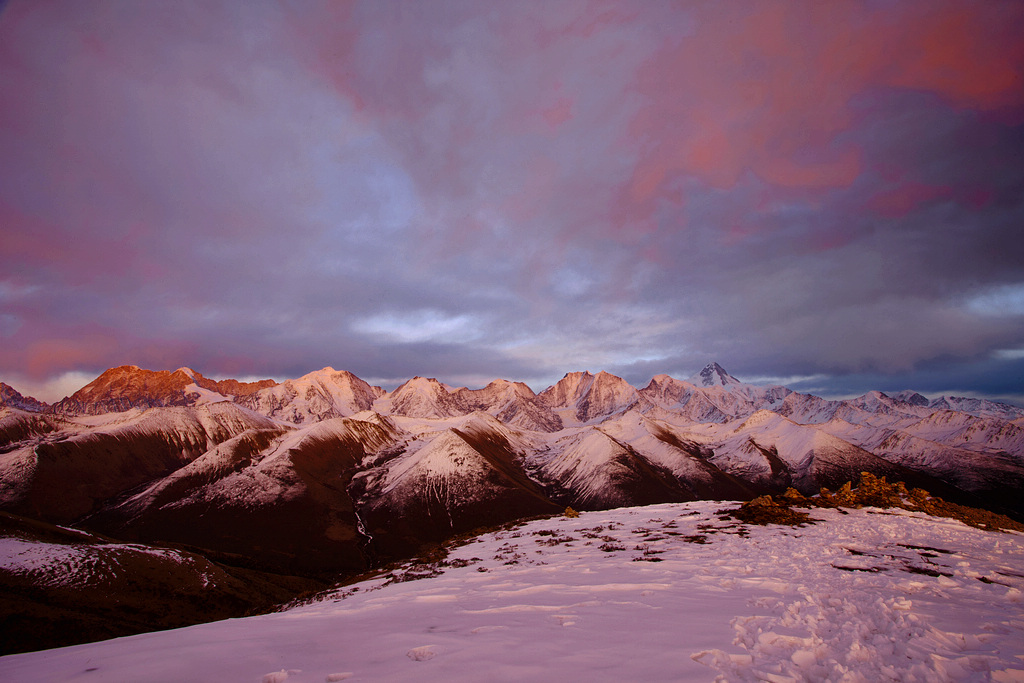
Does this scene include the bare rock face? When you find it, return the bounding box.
[197,375,277,398]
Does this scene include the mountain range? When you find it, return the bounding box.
[2,362,1023,652]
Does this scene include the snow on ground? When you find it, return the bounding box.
[183,383,232,405]
[2,502,1023,682]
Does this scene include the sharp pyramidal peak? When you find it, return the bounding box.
[687,362,742,388]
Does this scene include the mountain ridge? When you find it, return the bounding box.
[3,362,1021,421]
[44,365,278,415]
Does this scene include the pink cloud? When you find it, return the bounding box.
[541,95,574,129]
[887,5,1024,114]
[619,0,1024,225]
[869,182,954,218]
[22,336,118,378]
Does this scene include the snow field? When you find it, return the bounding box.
[1,502,1022,682]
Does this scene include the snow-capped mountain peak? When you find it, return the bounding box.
[454,380,561,432]
[239,367,381,424]
[687,362,742,388]
[893,390,930,407]
[384,376,467,419]
[539,370,638,423]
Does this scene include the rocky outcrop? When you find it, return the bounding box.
[0,383,47,412]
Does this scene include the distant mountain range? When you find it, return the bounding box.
[2,362,1023,652]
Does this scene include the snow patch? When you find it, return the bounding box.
[183,383,232,405]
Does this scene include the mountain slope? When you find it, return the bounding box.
[674,410,965,500]
[0,409,60,451]
[595,411,758,501]
[535,427,693,508]
[353,413,560,560]
[84,414,405,576]
[0,402,278,523]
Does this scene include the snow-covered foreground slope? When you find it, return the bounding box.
[3,503,1022,683]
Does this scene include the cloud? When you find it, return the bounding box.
[351,310,482,344]
[966,284,1024,317]
[0,0,1022,401]
[0,371,99,404]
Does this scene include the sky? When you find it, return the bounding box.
[1,0,1023,404]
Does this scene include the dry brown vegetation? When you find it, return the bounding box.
[728,472,1024,532]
